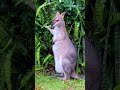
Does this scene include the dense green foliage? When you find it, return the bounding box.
[35,0,85,74]
[0,0,35,89]
[86,0,120,89]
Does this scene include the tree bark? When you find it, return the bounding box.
[85,36,101,90]
[114,25,120,85]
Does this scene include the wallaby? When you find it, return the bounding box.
[46,11,80,80]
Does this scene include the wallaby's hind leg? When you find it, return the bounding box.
[60,59,71,80]
[59,72,70,81]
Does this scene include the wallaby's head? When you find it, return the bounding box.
[51,11,66,27]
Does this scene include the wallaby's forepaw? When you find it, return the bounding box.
[44,25,54,34]
[45,26,51,30]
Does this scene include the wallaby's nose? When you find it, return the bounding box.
[51,22,53,26]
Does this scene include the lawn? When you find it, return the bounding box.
[35,71,85,90]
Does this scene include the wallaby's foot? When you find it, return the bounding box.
[71,71,81,80]
[58,77,66,80]
[54,73,64,77]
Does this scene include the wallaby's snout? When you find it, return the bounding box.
[51,19,58,26]
[51,21,54,26]
[51,22,53,26]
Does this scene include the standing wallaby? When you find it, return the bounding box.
[46,11,80,80]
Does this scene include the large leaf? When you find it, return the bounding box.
[0,38,12,54]
[4,46,14,90]
[43,54,52,64]
[36,46,41,65]
[19,66,34,90]
[74,21,80,39]
[112,13,120,25]
[114,84,120,90]
[95,0,106,29]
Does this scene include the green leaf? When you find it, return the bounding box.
[0,38,12,54]
[75,6,85,26]
[36,2,47,16]
[95,1,105,28]
[36,46,41,65]
[114,84,120,90]
[19,66,34,90]
[4,47,14,90]
[80,26,85,37]
[35,65,43,71]
[35,21,41,27]
[112,13,120,25]
[0,24,8,42]
[74,21,80,39]
[36,2,54,16]
[43,54,52,64]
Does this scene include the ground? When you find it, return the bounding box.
[35,71,85,90]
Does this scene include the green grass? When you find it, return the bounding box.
[35,71,85,90]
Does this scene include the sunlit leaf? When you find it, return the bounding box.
[43,54,52,64]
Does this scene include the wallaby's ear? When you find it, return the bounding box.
[55,11,60,17]
[61,12,66,19]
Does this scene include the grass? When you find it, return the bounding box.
[35,71,85,90]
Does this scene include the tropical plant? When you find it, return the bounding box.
[0,0,35,89]
[86,0,120,89]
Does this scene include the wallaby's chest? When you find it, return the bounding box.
[52,43,63,54]
[52,27,76,55]
[53,27,60,38]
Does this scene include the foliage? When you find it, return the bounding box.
[112,13,120,25]
[35,0,85,73]
[86,0,120,89]
[114,84,120,90]
[0,0,35,89]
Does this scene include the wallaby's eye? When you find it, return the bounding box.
[56,20,59,22]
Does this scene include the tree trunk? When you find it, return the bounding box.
[85,36,101,90]
[114,25,120,85]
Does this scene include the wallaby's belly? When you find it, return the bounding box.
[53,43,68,73]
[53,41,77,73]
[52,40,76,55]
